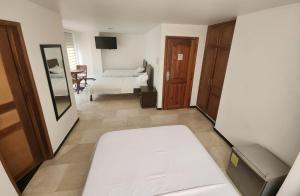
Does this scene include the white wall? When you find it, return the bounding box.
[101,32,145,70]
[75,31,102,77]
[278,153,300,196]
[144,25,162,87]
[0,0,78,155]
[156,24,208,108]
[215,3,300,166]
[0,162,18,196]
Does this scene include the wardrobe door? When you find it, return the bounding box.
[197,47,217,109]
[219,21,236,48]
[196,26,220,110]
[197,21,235,120]
[206,21,235,119]
[206,47,230,119]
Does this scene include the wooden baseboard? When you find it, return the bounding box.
[190,106,215,125]
[213,127,233,147]
[17,163,42,192]
[53,118,79,156]
[190,106,233,147]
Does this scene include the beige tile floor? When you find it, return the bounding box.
[23,93,232,196]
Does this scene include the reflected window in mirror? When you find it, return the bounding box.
[40,44,71,120]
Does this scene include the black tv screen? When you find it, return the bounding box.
[95,36,117,49]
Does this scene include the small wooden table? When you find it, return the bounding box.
[71,69,84,94]
[140,86,157,108]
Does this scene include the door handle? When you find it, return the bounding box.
[166,71,170,81]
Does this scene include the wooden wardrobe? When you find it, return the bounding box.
[197,20,236,120]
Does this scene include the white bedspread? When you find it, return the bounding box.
[82,125,239,196]
[102,69,142,77]
[90,76,146,95]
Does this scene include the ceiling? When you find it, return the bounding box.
[30,0,299,33]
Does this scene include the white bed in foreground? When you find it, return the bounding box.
[82,125,239,196]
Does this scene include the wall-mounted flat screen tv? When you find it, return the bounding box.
[95,36,117,49]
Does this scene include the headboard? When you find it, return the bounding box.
[47,58,59,68]
[146,63,154,88]
[143,59,147,68]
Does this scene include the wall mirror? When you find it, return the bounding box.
[40,44,71,120]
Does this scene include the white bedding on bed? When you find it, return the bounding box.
[102,69,143,77]
[82,125,239,196]
[50,77,68,96]
[90,76,146,95]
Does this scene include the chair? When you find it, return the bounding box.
[76,65,87,86]
[71,73,83,94]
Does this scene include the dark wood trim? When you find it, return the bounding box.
[192,106,216,124]
[0,101,15,113]
[14,163,37,182]
[54,118,79,156]
[213,127,233,147]
[40,44,72,121]
[162,37,169,109]
[0,19,19,26]
[162,36,199,109]
[165,36,199,40]
[184,38,199,107]
[196,20,236,120]
[15,26,53,159]
[0,122,22,137]
[209,20,236,28]
[191,106,233,147]
[2,27,43,168]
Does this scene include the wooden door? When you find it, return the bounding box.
[163,37,198,109]
[197,21,235,120]
[0,25,43,182]
[197,26,220,110]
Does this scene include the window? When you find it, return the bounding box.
[64,32,77,69]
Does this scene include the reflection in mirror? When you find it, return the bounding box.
[40,45,71,120]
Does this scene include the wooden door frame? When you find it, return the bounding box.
[0,19,53,193]
[162,36,199,109]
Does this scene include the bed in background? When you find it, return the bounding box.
[82,125,239,196]
[101,60,148,77]
[89,61,153,101]
[101,69,143,77]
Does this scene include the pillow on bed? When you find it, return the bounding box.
[137,73,148,84]
[136,66,145,73]
[49,66,64,74]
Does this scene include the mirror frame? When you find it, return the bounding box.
[40,44,72,121]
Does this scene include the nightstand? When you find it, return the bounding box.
[140,86,157,108]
